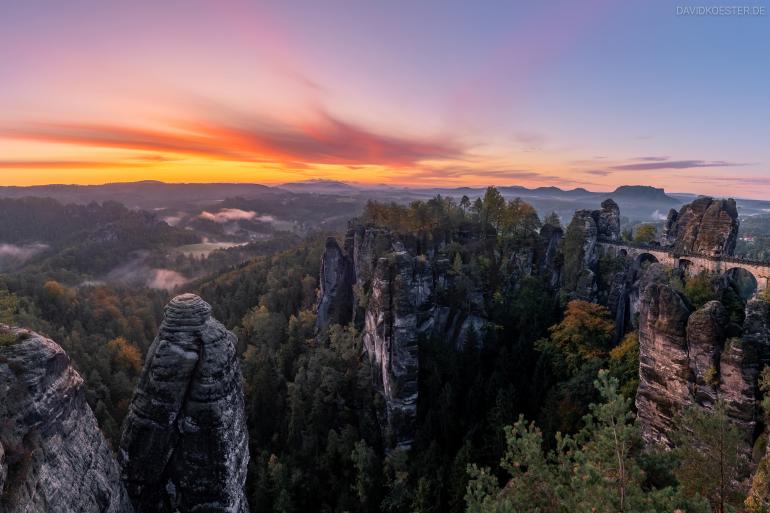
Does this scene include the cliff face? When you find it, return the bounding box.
[636,282,764,447]
[563,209,599,300]
[315,221,562,449]
[660,197,739,257]
[0,328,132,513]
[635,281,693,446]
[119,294,249,513]
[315,237,355,332]
[363,251,431,450]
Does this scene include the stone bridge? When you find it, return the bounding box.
[598,241,770,293]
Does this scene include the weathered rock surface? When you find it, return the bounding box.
[686,300,728,406]
[342,218,563,449]
[538,223,564,288]
[636,282,693,446]
[660,197,739,257]
[636,285,765,447]
[562,209,599,300]
[315,237,355,332]
[597,198,621,241]
[363,251,431,450]
[119,294,249,513]
[0,327,132,513]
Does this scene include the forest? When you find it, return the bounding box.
[1,188,768,513]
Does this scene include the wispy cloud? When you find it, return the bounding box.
[632,156,669,162]
[611,159,746,171]
[0,160,147,169]
[0,109,464,169]
[401,165,597,187]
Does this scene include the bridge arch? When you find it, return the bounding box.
[678,258,693,272]
[725,267,758,300]
[633,252,659,271]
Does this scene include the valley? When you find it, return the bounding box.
[3,181,770,512]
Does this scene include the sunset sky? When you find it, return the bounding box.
[1,0,768,197]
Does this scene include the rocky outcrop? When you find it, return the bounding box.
[562,209,599,300]
[636,282,693,446]
[119,294,249,513]
[0,327,132,513]
[363,251,431,450]
[686,301,728,406]
[539,223,564,288]
[315,237,355,332]
[349,224,393,288]
[660,197,739,257]
[636,284,765,447]
[597,199,621,241]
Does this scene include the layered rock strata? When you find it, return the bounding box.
[660,197,739,257]
[118,294,249,513]
[0,327,132,513]
[363,251,431,450]
[636,282,764,447]
[315,237,355,332]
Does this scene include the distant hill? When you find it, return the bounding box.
[279,179,359,194]
[610,185,677,203]
[1,180,766,223]
[0,182,276,210]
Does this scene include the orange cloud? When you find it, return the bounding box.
[0,160,147,169]
[0,109,463,169]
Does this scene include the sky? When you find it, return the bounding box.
[0,0,768,197]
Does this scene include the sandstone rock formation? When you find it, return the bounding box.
[0,327,133,513]
[635,282,693,446]
[660,197,739,257]
[317,218,563,449]
[636,283,764,447]
[363,251,431,450]
[562,209,599,300]
[538,223,564,288]
[315,237,355,332]
[597,198,621,241]
[119,294,249,513]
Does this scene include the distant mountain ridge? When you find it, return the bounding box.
[1,180,768,220]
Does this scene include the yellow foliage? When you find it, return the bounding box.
[610,331,637,362]
[107,336,143,374]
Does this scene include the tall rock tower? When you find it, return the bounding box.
[119,294,249,513]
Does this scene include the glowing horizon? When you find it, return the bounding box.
[1,0,768,198]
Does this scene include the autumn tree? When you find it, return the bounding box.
[633,223,657,244]
[538,300,615,375]
[481,187,506,231]
[106,336,143,374]
[501,198,541,241]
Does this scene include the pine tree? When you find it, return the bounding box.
[673,400,750,513]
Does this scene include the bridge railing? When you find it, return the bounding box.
[597,239,770,268]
